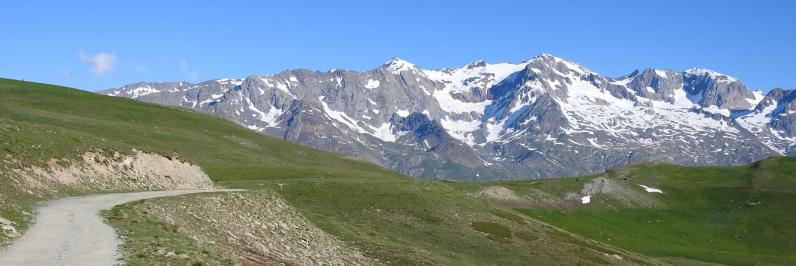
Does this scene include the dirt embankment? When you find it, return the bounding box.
[133,190,377,265]
[0,217,17,239]
[0,149,214,244]
[7,150,214,196]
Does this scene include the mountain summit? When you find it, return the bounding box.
[102,54,796,180]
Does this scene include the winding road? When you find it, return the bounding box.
[0,189,237,266]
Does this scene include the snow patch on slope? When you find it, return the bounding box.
[127,86,161,98]
[423,61,528,94]
[245,98,283,127]
[654,69,668,78]
[440,118,480,146]
[684,68,738,83]
[216,78,244,86]
[432,89,492,114]
[738,103,778,133]
[639,184,663,193]
[259,77,296,98]
[580,195,591,204]
[701,105,731,117]
[747,90,766,107]
[371,123,401,142]
[319,96,399,142]
[559,77,739,144]
[396,109,410,117]
[423,60,530,145]
[383,58,417,74]
[364,79,380,89]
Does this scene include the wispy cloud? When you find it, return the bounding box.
[180,60,198,80]
[79,51,117,75]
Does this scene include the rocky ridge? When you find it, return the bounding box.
[103,54,796,180]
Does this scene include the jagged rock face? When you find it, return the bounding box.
[769,90,796,137]
[736,88,796,154]
[102,55,796,181]
[683,68,760,110]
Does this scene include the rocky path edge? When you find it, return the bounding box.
[0,189,243,266]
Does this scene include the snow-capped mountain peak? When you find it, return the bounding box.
[465,60,487,69]
[684,68,739,83]
[102,54,796,181]
[382,57,418,74]
[531,54,593,75]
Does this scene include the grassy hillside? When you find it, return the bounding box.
[0,78,652,265]
[3,78,794,265]
[0,78,397,182]
[498,158,796,265]
[0,77,398,247]
[0,77,398,239]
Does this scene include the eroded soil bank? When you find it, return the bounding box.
[0,150,215,245]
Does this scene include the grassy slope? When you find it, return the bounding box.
[0,78,396,247]
[5,78,794,265]
[0,78,396,182]
[103,202,235,266]
[0,77,397,241]
[1,79,651,265]
[507,158,796,265]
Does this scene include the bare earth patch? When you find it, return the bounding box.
[476,186,528,207]
[127,190,377,265]
[7,150,214,196]
[0,217,17,239]
[0,149,215,244]
[568,177,664,208]
[477,186,571,208]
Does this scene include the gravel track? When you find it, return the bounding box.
[0,189,239,266]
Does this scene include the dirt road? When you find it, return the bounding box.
[0,189,238,266]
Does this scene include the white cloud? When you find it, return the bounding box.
[181,60,198,80]
[79,51,117,75]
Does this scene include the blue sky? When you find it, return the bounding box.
[1,0,794,91]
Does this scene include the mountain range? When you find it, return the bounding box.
[102,54,796,180]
